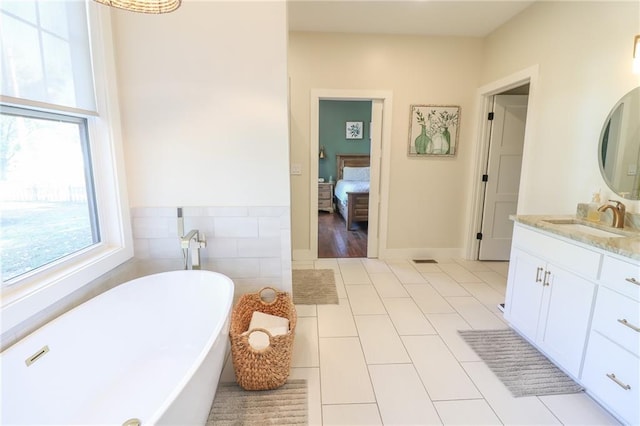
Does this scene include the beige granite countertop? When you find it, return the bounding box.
[512,215,640,261]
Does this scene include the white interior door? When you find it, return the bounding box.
[479,94,528,260]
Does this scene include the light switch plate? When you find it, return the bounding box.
[291,163,302,175]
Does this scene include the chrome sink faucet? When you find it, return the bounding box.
[597,200,626,229]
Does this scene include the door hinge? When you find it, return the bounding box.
[488,112,494,120]
[482,174,488,182]
[476,232,483,240]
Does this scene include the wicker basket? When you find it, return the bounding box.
[229,287,297,390]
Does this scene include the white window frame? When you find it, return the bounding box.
[0,3,133,335]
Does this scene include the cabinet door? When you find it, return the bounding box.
[506,248,545,340]
[538,264,596,378]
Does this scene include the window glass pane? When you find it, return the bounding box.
[38,0,70,39]
[42,33,74,106]
[0,0,95,112]
[0,14,45,102]
[0,108,99,283]
[0,0,37,24]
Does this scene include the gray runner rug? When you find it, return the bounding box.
[458,329,583,397]
[292,269,338,304]
[207,379,307,425]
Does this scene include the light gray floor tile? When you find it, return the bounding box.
[369,364,442,425]
[446,296,506,329]
[459,282,505,306]
[423,272,472,296]
[369,272,409,298]
[346,285,386,315]
[439,263,484,282]
[434,399,502,425]
[354,315,410,364]
[383,297,437,335]
[425,313,480,362]
[291,316,319,367]
[317,299,357,337]
[403,335,482,400]
[405,284,456,314]
[361,258,392,274]
[319,337,376,404]
[322,404,382,426]
[388,261,428,284]
[453,259,494,272]
[338,262,371,284]
[538,393,621,425]
[473,270,508,295]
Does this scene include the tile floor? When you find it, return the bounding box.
[219,257,620,425]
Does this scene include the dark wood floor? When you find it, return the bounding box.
[318,211,368,258]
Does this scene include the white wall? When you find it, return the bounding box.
[112,1,290,207]
[481,1,640,215]
[111,1,292,292]
[288,32,484,258]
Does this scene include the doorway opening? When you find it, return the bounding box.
[466,66,538,261]
[309,90,392,261]
[317,100,371,258]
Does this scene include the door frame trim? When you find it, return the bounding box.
[464,65,539,259]
[309,89,393,259]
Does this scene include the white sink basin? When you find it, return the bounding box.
[543,221,625,238]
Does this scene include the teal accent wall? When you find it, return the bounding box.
[319,100,371,182]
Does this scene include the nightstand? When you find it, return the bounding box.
[318,182,334,213]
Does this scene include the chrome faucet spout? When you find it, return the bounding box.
[597,200,626,229]
[180,229,206,270]
[180,229,199,247]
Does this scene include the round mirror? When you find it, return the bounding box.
[599,86,640,200]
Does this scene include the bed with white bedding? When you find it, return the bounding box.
[335,154,370,230]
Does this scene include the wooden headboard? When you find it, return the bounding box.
[336,154,370,180]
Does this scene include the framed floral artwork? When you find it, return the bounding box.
[408,105,460,156]
[346,121,364,139]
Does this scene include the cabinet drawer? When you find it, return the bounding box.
[582,331,639,425]
[318,199,332,209]
[512,224,602,279]
[591,287,640,356]
[601,256,640,302]
[318,191,331,200]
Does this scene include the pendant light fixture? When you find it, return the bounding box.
[93,0,181,14]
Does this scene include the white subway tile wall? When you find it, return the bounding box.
[131,206,292,295]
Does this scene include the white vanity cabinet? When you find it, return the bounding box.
[505,224,598,378]
[506,221,640,425]
[581,255,640,425]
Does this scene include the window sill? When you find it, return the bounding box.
[1,244,133,335]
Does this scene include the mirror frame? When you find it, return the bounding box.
[598,86,640,200]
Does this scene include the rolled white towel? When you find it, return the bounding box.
[242,311,290,350]
[244,326,288,350]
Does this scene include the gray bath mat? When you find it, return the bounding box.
[458,329,583,397]
[207,379,307,425]
[292,269,338,304]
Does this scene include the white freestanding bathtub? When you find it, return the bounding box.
[1,270,235,425]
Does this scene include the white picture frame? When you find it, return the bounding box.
[346,121,364,139]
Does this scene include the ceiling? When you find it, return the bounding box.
[287,0,536,37]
